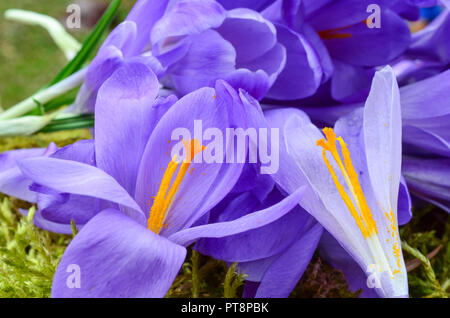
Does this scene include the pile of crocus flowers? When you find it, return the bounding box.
[1,0,449,298]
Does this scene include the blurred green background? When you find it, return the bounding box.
[0,0,135,110]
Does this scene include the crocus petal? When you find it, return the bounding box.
[100,21,137,56]
[403,157,450,213]
[264,108,313,195]
[151,0,226,44]
[195,189,313,262]
[307,0,391,31]
[331,60,373,103]
[364,66,402,221]
[217,0,276,11]
[95,62,160,197]
[31,183,103,229]
[223,69,270,100]
[266,24,322,100]
[400,69,450,120]
[319,10,411,66]
[230,163,275,202]
[135,81,245,236]
[333,106,411,227]
[407,10,450,64]
[51,140,95,165]
[254,222,323,298]
[391,0,420,21]
[243,281,260,298]
[128,54,167,78]
[403,125,450,157]
[0,144,57,202]
[176,83,249,230]
[71,20,142,113]
[51,209,186,298]
[72,46,124,113]
[398,176,413,225]
[300,22,333,84]
[125,0,169,56]
[237,256,279,282]
[18,157,145,224]
[168,186,306,246]
[20,208,73,235]
[243,43,287,86]
[216,8,277,64]
[168,30,236,95]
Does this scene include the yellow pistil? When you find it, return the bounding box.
[317,127,378,238]
[147,139,205,234]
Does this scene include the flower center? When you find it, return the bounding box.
[317,25,353,40]
[147,139,205,234]
[317,127,402,277]
[317,127,377,238]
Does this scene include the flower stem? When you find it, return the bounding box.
[0,67,87,120]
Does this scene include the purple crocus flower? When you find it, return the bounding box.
[17,63,306,297]
[297,67,450,212]
[402,157,450,213]
[247,0,412,102]
[74,0,292,109]
[0,143,57,202]
[398,8,450,84]
[149,0,288,100]
[72,0,169,112]
[400,69,450,158]
[267,66,411,298]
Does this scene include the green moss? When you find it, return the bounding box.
[0,198,71,297]
[400,206,449,298]
[0,129,92,152]
[290,255,361,298]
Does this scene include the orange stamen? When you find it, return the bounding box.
[317,127,377,238]
[147,139,205,234]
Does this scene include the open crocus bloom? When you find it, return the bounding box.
[149,0,288,100]
[17,62,306,297]
[272,66,409,297]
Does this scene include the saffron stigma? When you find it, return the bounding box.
[317,127,377,238]
[148,139,205,234]
[317,127,403,277]
[317,20,368,40]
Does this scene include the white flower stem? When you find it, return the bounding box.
[5,9,81,60]
[0,67,87,120]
